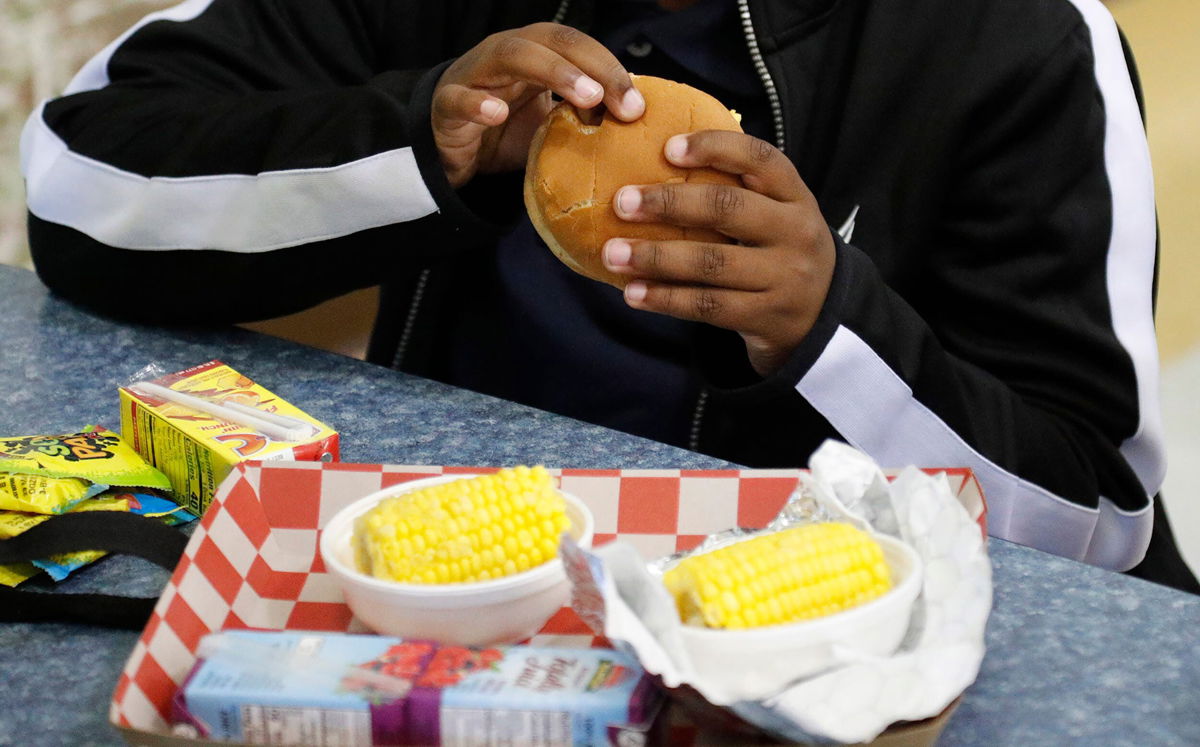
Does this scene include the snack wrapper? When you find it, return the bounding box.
[0,472,105,514]
[562,441,993,744]
[0,559,37,587]
[0,492,195,586]
[0,426,173,493]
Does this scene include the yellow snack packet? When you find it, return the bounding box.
[0,561,39,587]
[0,472,103,514]
[0,495,132,539]
[0,427,171,491]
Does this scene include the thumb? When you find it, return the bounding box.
[432,85,509,186]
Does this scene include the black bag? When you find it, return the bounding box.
[0,511,188,628]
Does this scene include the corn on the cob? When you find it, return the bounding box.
[662,522,892,629]
[353,465,571,584]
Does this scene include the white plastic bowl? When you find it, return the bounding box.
[674,532,923,701]
[320,474,595,646]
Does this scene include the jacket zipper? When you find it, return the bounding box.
[688,389,710,451]
[391,268,431,369]
[553,0,571,23]
[738,0,785,152]
[690,0,783,451]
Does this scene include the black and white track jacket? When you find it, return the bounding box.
[21,0,1181,580]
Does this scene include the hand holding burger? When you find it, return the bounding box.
[525,75,836,378]
[431,23,644,188]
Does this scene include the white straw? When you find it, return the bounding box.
[223,400,317,437]
[129,381,312,442]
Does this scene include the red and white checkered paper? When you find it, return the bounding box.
[110,462,986,739]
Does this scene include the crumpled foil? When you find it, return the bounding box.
[561,440,992,744]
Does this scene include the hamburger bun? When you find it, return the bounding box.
[523,75,743,288]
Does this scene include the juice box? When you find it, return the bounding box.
[119,360,338,515]
[172,630,663,746]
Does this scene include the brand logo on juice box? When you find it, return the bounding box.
[516,655,578,693]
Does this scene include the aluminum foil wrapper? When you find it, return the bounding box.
[561,440,992,744]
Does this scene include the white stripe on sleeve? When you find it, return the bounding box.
[22,110,439,252]
[1064,0,1165,498]
[797,326,1152,571]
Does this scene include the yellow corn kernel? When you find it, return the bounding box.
[353,466,571,584]
[662,522,892,629]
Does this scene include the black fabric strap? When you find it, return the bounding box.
[0,511,189,628]
[0,586,161,628]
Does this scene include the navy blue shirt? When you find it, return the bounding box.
[444,0,769,447]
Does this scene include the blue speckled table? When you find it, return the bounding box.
[1,264,1197,746]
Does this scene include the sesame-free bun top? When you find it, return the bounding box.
[524,75,743,288]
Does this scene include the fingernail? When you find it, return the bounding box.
[616,187,641,216]
[622,87,645,118]
[665,135,688,163]
[625,281,647,303]
[480,98,502,120]
[575,76,603,101]
[605,239,632,267]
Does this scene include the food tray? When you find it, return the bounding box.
[110,461,986,742]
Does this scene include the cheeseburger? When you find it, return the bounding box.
[523,75,743,288]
